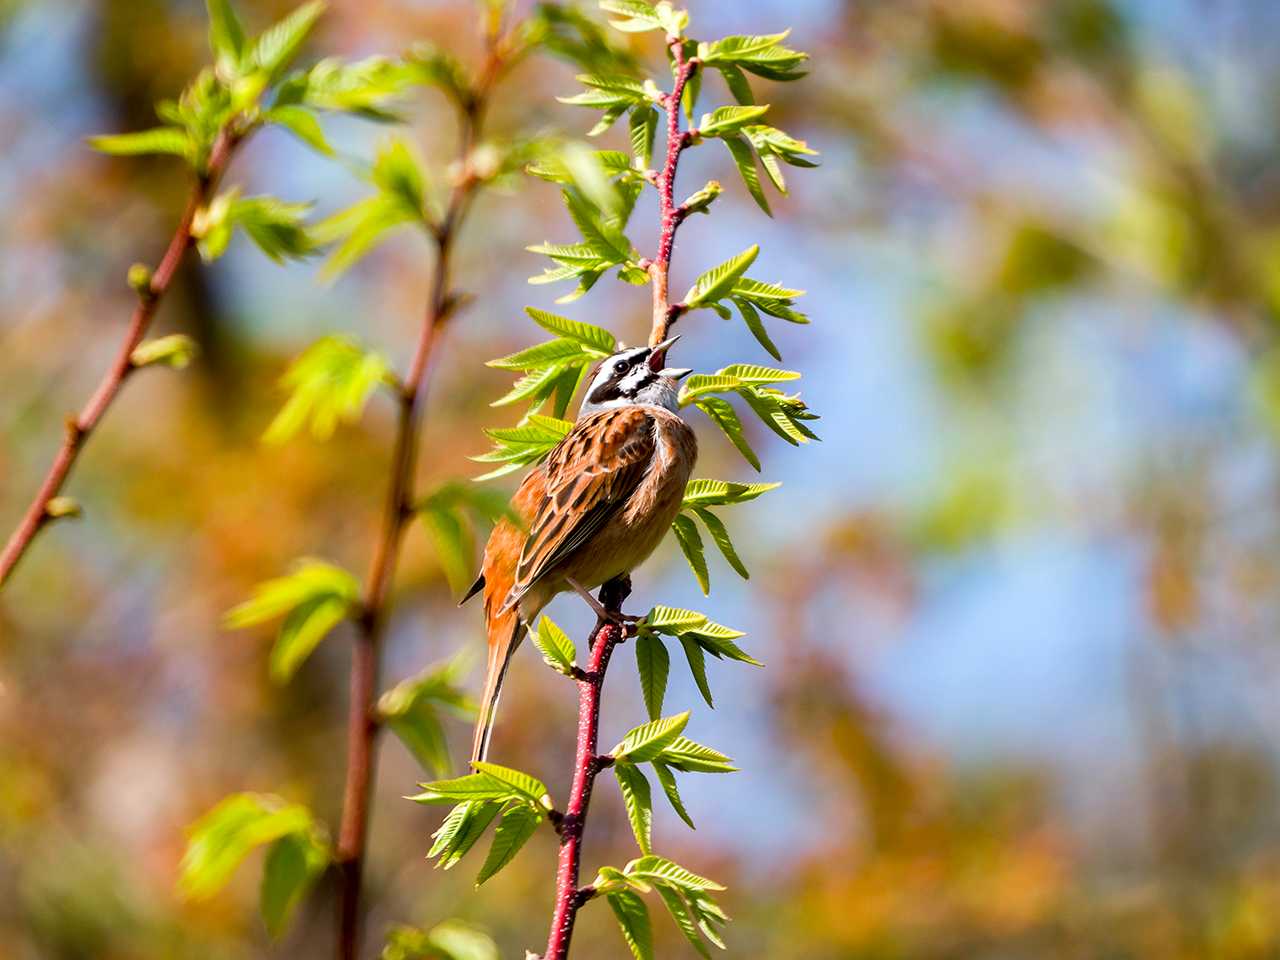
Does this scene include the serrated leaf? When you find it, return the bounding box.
[531,615,576,674]
[694,397,759,471]
[207,0,247,67]
[488,338,591,373]
[476,804,541,885]
[671,514,709,594]
[471,762,552,808]
[651,760,694,829]
[607,890,655,960]
[678,635,713,708]
[732,296,780,360]
[410,773,517,805]
[89,127,191,160]
[691,508,748,579]
[644,606,708,631]
[722,135,770,216]
[612,712,690,763]
[719,363,800,384]
[249,0,326,81]
[683,246,758,308]
[614,763,654,854]
[525,307,618,353]
[682,479,781,506]
[635,633,669,721]
[430,801,501,869]
[655,885,711,958]
[716,63,754,105]
[599,0,664,32]
[697,104,770,138]
[658,737,737,774]
[629,105,657,168]
[625,854,726,892]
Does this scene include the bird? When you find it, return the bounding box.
[461,335,696,765]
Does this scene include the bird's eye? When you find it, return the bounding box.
[615,360,631,374]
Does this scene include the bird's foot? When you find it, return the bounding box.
[566,577,640,630]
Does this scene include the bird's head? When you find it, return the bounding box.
[578,336,692,416]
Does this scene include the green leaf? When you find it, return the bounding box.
[279,55,413,119]
[683,245,759,308]
[635,632,669,721]
[698,31,809,80]
[207,0,247,68]
[261,830,329,939]
[265,104,332,154]
[386,711,450,779]
[379,653,475,719]
[599,0,664,33]
[651,760,695,829]
[560,73,647,109]
[471,762,553,809]
[722,135,770,216]
[89,127,191,160]
[732,296,780,360]
[130,334,199,370]
[682,479,781,506]
[410,773,518,806]
[716,63,755,105]
[655,885,712,959]
[487,338,591,372]
[679,634,713,708]
[525,307,618,354]
[607,890,655,960]
[262,336,391,444]
[692,507,748,579]
[624,854,726,892]
[429,801,501,869]
[629,105,658,168]
[382,921,500,960]
[612,711,689,763]
[694,397,760,470]
[697,104,770,138]
[614,763,654,854]
[271,593,349,682]
[671,514,709,594]
[249,0,326,81]
[476,804,541,885]
[531,615,576,675]
[719,363,800,384]
[658,737,737,774]
[228,195,316,264]
[224,559,360,681]
[643,605,708,632]
[404,43,470,104]
[179,794,322,901]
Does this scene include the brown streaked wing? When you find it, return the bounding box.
[505,407,656,606]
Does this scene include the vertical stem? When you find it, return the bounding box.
[544,577,632,960]
[0,130,240,587]
[649,40,697,346]
[332,44,504,960]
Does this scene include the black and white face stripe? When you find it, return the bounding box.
[586,346,654,406]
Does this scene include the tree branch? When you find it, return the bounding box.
[648,39,699,347]
[543,576,632,960]
[333,36,509,960]
[0,128,242,587]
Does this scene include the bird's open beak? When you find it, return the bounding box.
[648,334,681,371]
[663,366,693,380]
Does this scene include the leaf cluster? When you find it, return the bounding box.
[178,792,330,939]
[379,655,476,778]
[593,853,729,960]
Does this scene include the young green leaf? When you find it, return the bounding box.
[471,762,553,809]
[531,615,577,675]
[682,479,781,507]
[476,804,542,885]
[679,634,713,708]
[655,885,712,959]
[607,890,655,960]
[249,0,326,81]
[525,307,619,354]
[179,793,322,902]
[612,711,690,763]
[634,632,669,720]
[722,134,770,215]
[131,334,199,370]
[671,513,710,594]
[429,801,502,869]
[683,245,759,308]
[697,104,770,138]
[89,128,192,160]
[651,760,695,829]
[614,762,654,854]
[691,507,749,579]
[657,737,737,774]
[599,0,665,33]
[262,336,391,444]
[265,104,332,154]
[693,397,760,470]
[732,296,781,360]
[261,829,329,939]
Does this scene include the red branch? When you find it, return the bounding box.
[543,577,632,960]
[332,41,506,960]
[0,130,241,588]
[649,39,699,347]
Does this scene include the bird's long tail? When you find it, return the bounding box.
[471,607,524,766]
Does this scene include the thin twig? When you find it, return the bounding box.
[543,577,632,960]
[332,32,509,960]
[0,129,241,587]
[648,39,699,347]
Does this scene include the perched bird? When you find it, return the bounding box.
[462,336,696,764]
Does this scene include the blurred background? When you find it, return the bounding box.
[5,0,1280,956]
